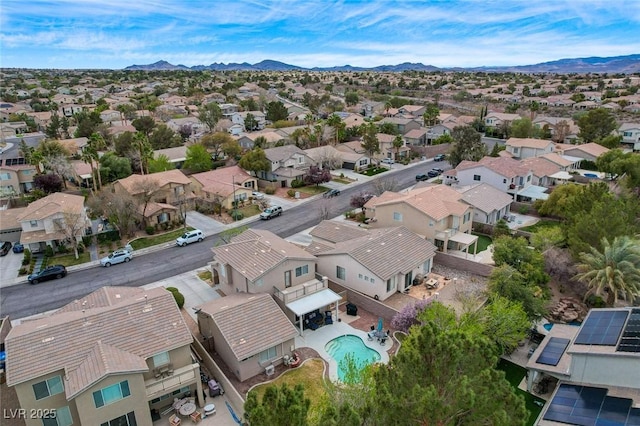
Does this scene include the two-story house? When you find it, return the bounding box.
[5,286,202,426]
[554,142,610,163]
[528,308,640,425]
[457,183,513,225]
[16,192,89,253]
[377,117,420,135]
[306,221,437,299]
[505,138,555,159]
[0,164,36,197]
[364,185,477,254]
[230,111,267,132]
[618,123,640,151]
[258,145,316,187]
[190,165,257,210]
[113,169,194,226]
[377,133,410,161]
[520,157,562,187]
[484,112,521,129]
[397,105,426,118]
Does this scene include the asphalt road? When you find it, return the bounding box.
[1,160,449,319]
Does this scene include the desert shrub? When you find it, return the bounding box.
[231,210,244,221]
[145,226,156,235]
[291,179,304,188]
[44,246,54,257]
[287,189,296,198]
[264,186,276,195]
[586,294,606,308]
[519,205,530,214]
[22,249,32,265]
[19,267,27,276]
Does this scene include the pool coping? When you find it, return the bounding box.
[294,321,390,382]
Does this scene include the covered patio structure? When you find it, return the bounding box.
[285,288,342,336]
[448,232,479,259]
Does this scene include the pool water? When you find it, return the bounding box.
[543,321,582,331]
[325,335,381,382]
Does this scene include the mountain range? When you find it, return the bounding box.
[124,54,640,73]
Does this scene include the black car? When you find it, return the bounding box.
[415,174,429,181]
[427,169,440,178]
[323,189,341,198]
[434,154,446,161]
[0,241,11,256]
[432,167,444,174]
[28,265,67,284]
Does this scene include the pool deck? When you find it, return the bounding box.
[295,321,390,382]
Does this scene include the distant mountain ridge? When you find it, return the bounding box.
[124,54,640,73]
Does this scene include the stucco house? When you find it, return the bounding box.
[236,130,285,150]
[505,138,555,159]
[4,286,202,426]
[16,192,90,253]
[306,221,437,299]
[257,145,317,187]
[376,133,410,161]
[404,128,428,146]
[554,142,609,163]
[0,164,36,197]
[153,145,188,169]
[618,123,640,151]
[397,104,426,118]
[520,157,562,187]
[190,165,257,210]
[484,112,521,128]
[457,183,513,225]
[377,117,420,135]
[230,111,266,131]
[196,293,298,382]
[364,185,477,254]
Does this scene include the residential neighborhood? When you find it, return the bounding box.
[1,62,639,426]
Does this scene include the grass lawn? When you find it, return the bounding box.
[130,227,193,250]
[237,204,261,218]
[46,251,91,267]
[360,167,388,177]
[472,233,493,252]
[249,359,326,423]
[497,359,545,426]
[519,219,562,233]
[296,185,330,195]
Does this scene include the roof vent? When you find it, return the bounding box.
[42,337,55,343]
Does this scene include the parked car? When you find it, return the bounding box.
[28,265,67,284]
[100,248,133,267]
[427,169,441,178]
[260,205,283,220]
[252,191,265,200]
[323,189,341,198]
[432,167,444,174]
[362,193,375,202]
[415,174,429,181]
[434,154,446,161]
[12,242,24,253]
[0,241,12,256]
[381,158,395,165]
[176,229,204,247]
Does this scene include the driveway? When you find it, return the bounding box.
[0,248,23,283]
[186,211,230,236]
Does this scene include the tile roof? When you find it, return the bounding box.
[474,156,531,178]
[558,142,609,158]
[316,226,436,280]
[539,152,575,167]
[336,140,366,154]
[17,192,85,222]
[520,157,562,177]
[0,207,27,231]
[367,185,469,221]
[191,166,253,197]
[459,183,514,213]
[198,293,298,361]
[212,229,316,282]
[116,169,191,194]
[154,146,188,162]
[263,145,306,162]
[309,220,369,244]
[5,287,192,391]
[506,137,554,149]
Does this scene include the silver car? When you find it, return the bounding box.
[100,249,132,267]
[176,229,204,247]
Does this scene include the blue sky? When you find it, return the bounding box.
[1,0,639,70]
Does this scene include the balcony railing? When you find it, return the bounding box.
[273,277,327,304]
[145,363,199,400]
[435,227,459,240]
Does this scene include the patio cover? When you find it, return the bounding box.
[286,289,342,317]
[449,232,477,246]
[550,171,573,181]
[517,185,549,200]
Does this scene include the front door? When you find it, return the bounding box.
[404,271,413,290]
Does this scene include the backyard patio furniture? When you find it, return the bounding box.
[190,410,202,423]
[203,404,216,417]
[324,311,333,325]
[346,303,358,316]
[169,414,181,426]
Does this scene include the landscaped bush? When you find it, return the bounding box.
[287,189,296,198]
[19,267,27,276]
[165,287,185,309]
[264,186,276,195]
[97,229,120,243]
[291,179,304,188]
[44,246,54,257]
[57,244,69,254]
[586,294,606,308]
[519,205,530,214]
[22,249,31,265]
[145,226,156,235]
[230,210,244,221]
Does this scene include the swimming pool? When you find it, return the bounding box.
[325,334,381,382]
[543,321,582,331]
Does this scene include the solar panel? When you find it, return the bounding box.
[543,384,638,426]
[617,308,640,353]
[574,310,628,346]
[537,337,570,366]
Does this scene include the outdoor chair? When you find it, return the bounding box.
[324,311,333,325]
[169,414,181,426]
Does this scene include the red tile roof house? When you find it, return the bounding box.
[258,145,317,188]
[4,286,203,426]
[190,165,257,210]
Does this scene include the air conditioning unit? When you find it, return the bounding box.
[265,365,275,376]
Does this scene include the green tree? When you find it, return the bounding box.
[183,143,212,172]
[597,149,640,195]
[148,154,176,173]
[597,134,623,149]
[238,148,270,176]
[201,132,234,160]
[222,139,242,159]
[577,108,617,143]
[360,122,380,163]
[530,225,565,251]
[378,122,398,135]
[510,117,534,138]
[448,125,486,167]
[99,152,132,183]
[199,102,222,132]
[244,113,258,131]
[131,116,156,137]
[477,296,531,354]
[244,383,310,426]
[133,132,153,175]
[433,133,453,145]
[573,236,640,306]
[492,219,511,238]
[489,142,506,157]
[19,140,44,174]
[266,101,289,122]
[368,302,528,425]
[73,110,103,138]
[325,114,345,145]
[392,135,404,160]
[45,113,62,139]
[422,103,440,127]
[535,183,583,218]
[148,124,182,150]
[488,265,547,320]
[345,92,359,106]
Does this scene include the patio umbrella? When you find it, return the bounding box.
[377,317,383,333]
[226,401,242,425]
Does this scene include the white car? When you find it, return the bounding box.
[100,249,132,267]
[176,229,204,247]
[381,158,395,165]
[252,191,265,200]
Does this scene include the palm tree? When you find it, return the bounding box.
[88,133,105,189]
[325,114,343,145]
[392,135,404,161]
[80,145,98,192]
[573,236,640,306]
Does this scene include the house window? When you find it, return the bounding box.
[33,376,64,400]
[527,175,531,182]
[284,270,291,288]
[43,406,72,426]
[503,179,507,184]
[100,412,137,426]
[473,175,481,181]
[336,266,346,280]
[93,380,130,408]
[234,192,247,201]
[157,212,169,223]
[219,264,226,278]
[174,186,184,196]
[30,220,38,228]
[359,159,368,166]
[259,346,277,363]
[150,387,190,404]
[386,277,396,292]
[370,278,375,283]
[295,265,308,277]
[513,147,519,154]
[423,259,431,272]
[429,220,434,227]
[463,211,471,224]
[253,278,264,287]
[0,173,10,180]
[393,212,402,221]
[152,351,170,368]
[358,273,363,279]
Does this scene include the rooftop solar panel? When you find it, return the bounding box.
[617,308,640,353]
[574,310,628,346]
[537,337,570,366]
[543,384,638,426]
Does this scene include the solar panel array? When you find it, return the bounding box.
[543,384,640,426]
[536,337,570,366]
[574,310,628,346]
[617,308,640,353]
